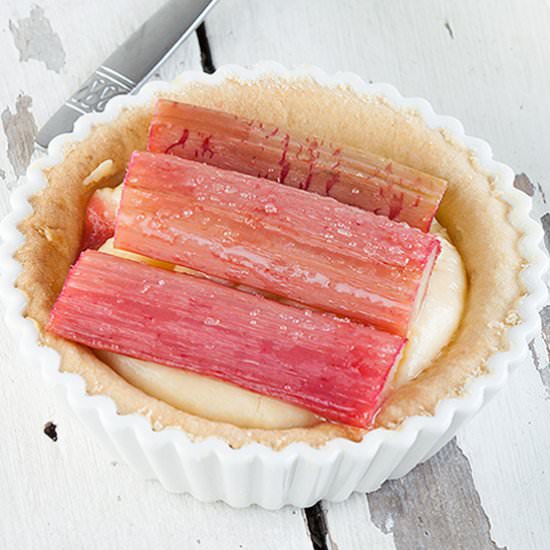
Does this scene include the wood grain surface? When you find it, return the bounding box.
[0,1,549,549]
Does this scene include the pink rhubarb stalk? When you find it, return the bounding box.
[81,187,120,250]
[147,99,447,231]
[115,152,440,337]
[47,250,405,428]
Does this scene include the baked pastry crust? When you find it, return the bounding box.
[16,75,524,450]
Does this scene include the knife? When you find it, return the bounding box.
[36,0,219,149]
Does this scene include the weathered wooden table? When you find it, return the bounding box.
[1,1,549,548]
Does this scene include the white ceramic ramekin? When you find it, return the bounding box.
[0,63,547,509]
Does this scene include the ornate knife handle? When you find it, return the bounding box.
[65,66,136,115]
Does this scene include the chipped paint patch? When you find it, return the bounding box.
[43,421,58,442]
[541,213,550,254]
[368,439,506,550]
[538,305,550,395]
[1,94,38,179]
[541,305,550,354]
[529,340,541,369]
[536,181,547,204]
[444,21,455,39]
[537,367,550,397]
[513,173,535,196]
[9,5,65,73]
[530,340,550,398]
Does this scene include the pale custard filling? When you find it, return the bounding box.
[95,219,466,430]
[394,222,467,386]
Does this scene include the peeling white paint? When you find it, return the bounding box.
[9,5,65,73]
[1,94,37,180]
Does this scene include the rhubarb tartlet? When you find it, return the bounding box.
[5,65,545,487]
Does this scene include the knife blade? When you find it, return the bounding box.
[36,0,219,149]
